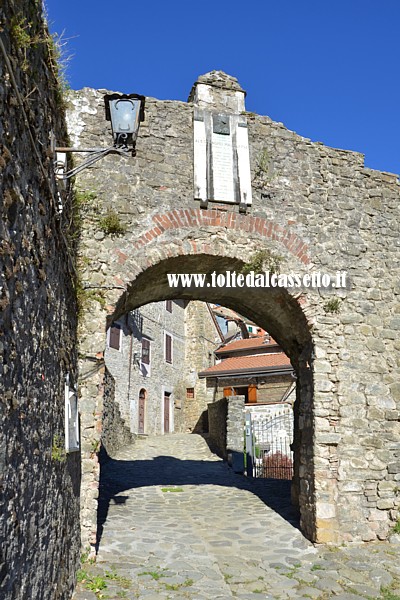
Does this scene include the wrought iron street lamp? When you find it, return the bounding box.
[104,93,144,149]
[53,93,145,180]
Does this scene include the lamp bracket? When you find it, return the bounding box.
[50,92,145,181]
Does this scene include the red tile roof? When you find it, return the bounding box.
[199,353,292,377]
[216,336,279,354]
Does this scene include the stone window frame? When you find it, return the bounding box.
[141,337,151,366]
[164,331,173,364]
[161,386,174,434]
[107,323,122,351]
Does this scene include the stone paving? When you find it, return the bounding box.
[73,434,400,600]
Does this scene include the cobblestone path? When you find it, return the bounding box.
[73,434,400,600]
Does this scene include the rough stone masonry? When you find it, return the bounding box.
[0,1,80,598]
[66,69,400,551]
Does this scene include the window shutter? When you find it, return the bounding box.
[109,324,121,350]
[141,338,150,365]
[248,384,257,403]
[165,334,172,363]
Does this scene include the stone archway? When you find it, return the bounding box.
[78,228,323,550]
[70,71,400,553]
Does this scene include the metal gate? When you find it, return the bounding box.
[245,408,294,480]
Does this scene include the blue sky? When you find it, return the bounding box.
[45,0,399,175]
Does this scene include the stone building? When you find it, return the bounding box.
[104,300,186,438]
[199,335,295,405]
[102,299,222,444]
[67,69,400,549]
[201,334,296,478]
[183,300,224,432]
[212,304,267,340]
[0,1,80,597]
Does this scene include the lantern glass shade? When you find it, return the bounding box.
[104,93,145,148]
[109,99,140,135]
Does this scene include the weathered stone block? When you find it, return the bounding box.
[318,433,341,445]
[388,462,400,474]
[389,317,400,330]
[368,509,389,522]
[314,360,332,373]
[315,380,334,393]
[390,383,400,400]
[316,502,336,519]
[339,482,363,493]
[378,481,397,491]
[314,519,339,543]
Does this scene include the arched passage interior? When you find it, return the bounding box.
[102,253,315,541]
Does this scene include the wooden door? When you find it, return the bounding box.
[138,389,146,434]
[164,392,170,433]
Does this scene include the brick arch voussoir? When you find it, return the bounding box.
[132,209,311,265]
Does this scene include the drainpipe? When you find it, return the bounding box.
[126,315,134,415]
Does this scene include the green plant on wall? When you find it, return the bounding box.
[392,517,400,534]
[90,439,100,456]
[51,434,66,462]
[75,190,98,208]
[254,147,276,182]
[67,190,98,243]
[323,298,341,314]
[46,31,72,97]
[75,275,106,319]
[10,15,72,90]
[241,249,282,275]
[10,15,32,49]
[67,188,106,319]
[10,14,40,71]
[98,210,127,236]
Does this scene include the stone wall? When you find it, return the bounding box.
[207,395,245,472]
[207,398,228,458]
[102,368,135,457]
[226,395,246,473]
[184,301,222,432]
[0,1,80,597]
[257,377,295,404]
[67,70,400,546]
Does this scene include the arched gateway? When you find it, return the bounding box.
[69,71,400,552]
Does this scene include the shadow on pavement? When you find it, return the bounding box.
[96,441,300,551]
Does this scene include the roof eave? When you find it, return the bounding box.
[215,343,281,357]
[198,365,294,379]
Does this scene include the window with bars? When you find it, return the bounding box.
[108,323,122,350]
[186,388,195,399]
[141,338,150,365]
[165,333,172,364]
[165,300,172,313]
